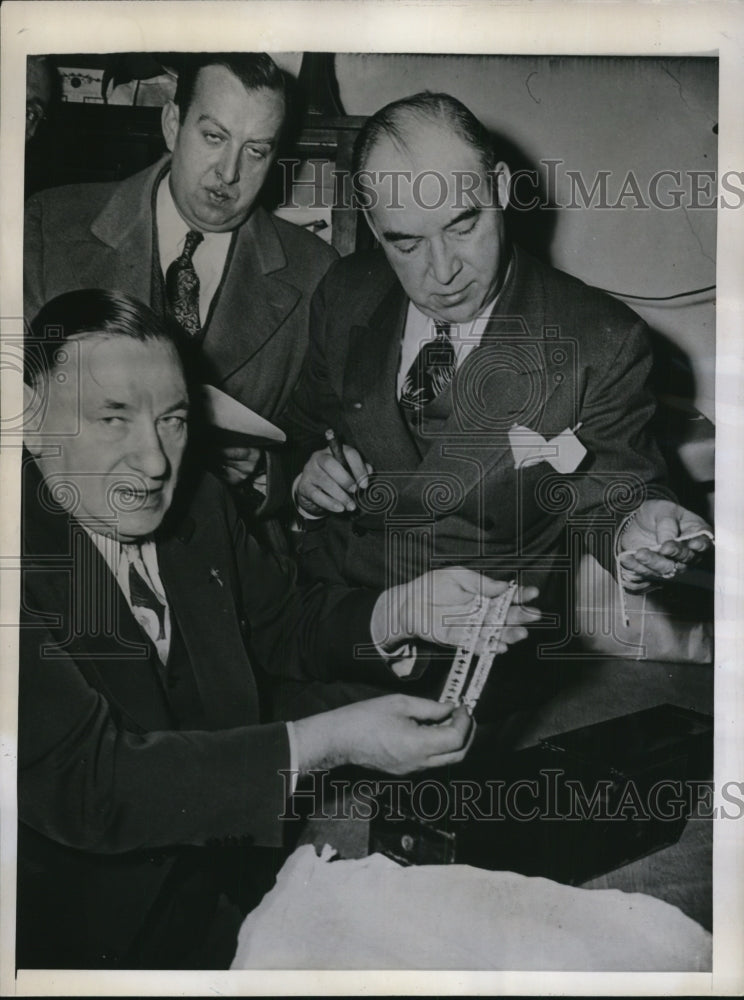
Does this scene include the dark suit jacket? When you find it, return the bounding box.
[24,156,337,436]
[282,245,670,600]
[17,455,380,967]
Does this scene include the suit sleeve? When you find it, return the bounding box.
[18,626,291,853]
[573,317,674,565]
[227,489,386,684]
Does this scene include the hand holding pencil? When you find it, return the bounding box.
[296,429,373,517]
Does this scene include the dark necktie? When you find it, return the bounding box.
[400,321,457,411]
[166,230,204,337]
[127,556,167,644]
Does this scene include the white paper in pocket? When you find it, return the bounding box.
[509,423,587,474]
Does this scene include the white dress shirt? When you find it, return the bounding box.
[156,174,232,324]
[84,530,171,663]
[396,302,490,397]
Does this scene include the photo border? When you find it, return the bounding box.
[2,1,742,995]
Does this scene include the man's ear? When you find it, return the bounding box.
[23,381,45,455]
[161,101,180,153]
[493,161,512,211]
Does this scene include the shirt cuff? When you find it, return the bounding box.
[614,507,650,585]
[285,721,299,796]
[375,641,419,679]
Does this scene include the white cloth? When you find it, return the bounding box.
[231,843,711,971]
[156,174,232,324]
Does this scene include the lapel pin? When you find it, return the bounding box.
[210,567,224,588]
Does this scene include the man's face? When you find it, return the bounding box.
[162,64,285,233]
[365,124,511,324]
[26,58,52,142]
[28,335,189,541]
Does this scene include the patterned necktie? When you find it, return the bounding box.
[400,321,457,411]
[166,229,204,337]
[124,546,167,647]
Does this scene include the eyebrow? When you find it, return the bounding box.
[161,398,190,415]
[382,205,480,242]
[97,398,190,413]
[197,113,277,146]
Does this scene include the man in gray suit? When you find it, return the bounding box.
[24,52,336,514]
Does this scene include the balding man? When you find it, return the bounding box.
[281,91,712,704]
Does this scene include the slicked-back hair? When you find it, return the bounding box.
[353,91,497,177]
[25,289,181,386]
[173,52,286,122]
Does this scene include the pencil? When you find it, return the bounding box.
[325,428,351,474]
[325,428,368,534]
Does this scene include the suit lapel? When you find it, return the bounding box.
[22,458,174,733]
[199,207,301,386]
[76,569,174,735]
[88,158,168,302]
[394,246,566,507]
[23,457,257,734]
[89,168,302,390]
[343,275,422,471]
[157,507,256,729]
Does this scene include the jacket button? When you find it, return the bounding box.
[352,402,363,410]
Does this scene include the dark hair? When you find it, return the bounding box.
[174,52,286,122]
[353,91,497,177]
[25,289,180,385]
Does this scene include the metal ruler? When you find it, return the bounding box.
[439,580,519,711]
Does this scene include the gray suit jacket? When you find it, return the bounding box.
[24,156,337,423]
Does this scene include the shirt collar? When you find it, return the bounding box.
[80,523,156,562]
[80,526,165,601]
[155,172,231,263]
[156,172,191,264]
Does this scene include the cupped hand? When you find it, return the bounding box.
[619,500,712,592]
[296,445,372,516]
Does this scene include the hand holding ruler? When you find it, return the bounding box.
[439,580,519,713]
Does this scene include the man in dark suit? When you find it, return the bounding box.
[24,52,336,515]
[18,289,537,969]
[283,92,712,695]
